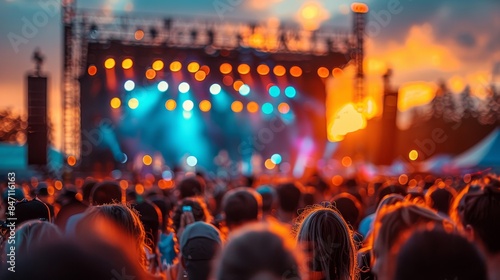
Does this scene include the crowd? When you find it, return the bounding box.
[0,171,499,280]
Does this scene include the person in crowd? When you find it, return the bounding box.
[65,180,122,235]
[135,200,163,273]
[178,176,205,199]
[35,182,55,221]
[358,193,405,239]
[10,197,51,225]
[294,204,357,280]
[256,185,278,220]
[371,202,454,280]
[216,223,304,280]
[331,193,363,231]
[221,187,262,232]
[54,185,87,230]
[276,182,302,226]
[167,221,222,280]
[394,227,487,280]
[461,183,500,280]
[0,187,24,221]
[425,184,457,216]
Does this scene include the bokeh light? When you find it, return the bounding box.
[200,65,210,75]
[134,29,144,40]
[290,66,302,77]
[183,100,194,111]
[284,86,296,98]
[238,63,250,75]
[210,83,221,95]
[188,62,200,73]
[110,97,121,109]
[341,156,352,167]
[231,101,243,113]
[233,80,244,91]
[262,103,274,114]
[122,58,133,70]
[179,82,190,93]
[88,65,97,76]
[165,99,176,110]
[145,69,156,79]
[199,100,212,112]
[186,156,198,167]
[278,102,290,114]
[265,159,276,170]
[157,81,169,92]
[194,70,206,81]
[220,63,232,74]
[104,58,115,69]
[271,154,282,164]
[273,65,286,76]
[152,60,164,71]
[409,150,419,161]
[247,101,259,113]
[124,80,135,91]
[223,76,233,86]
[67,156,76,166]
[257,64,270,75]
[142,155,153,165]
[128,98,139,109]
[332,67,343,78]
[269,85,280,97]
[170,61,182,72]
[317,67,329,78]
[239,84,250,96]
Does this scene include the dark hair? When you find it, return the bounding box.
[134,200,162,249]
[82,179,98,204]
[172,197,211,232]
[395,228,487,280]
[277,182,302,213]
[376,183,406,206]
[331,193,363,230]
[425,185,457,215]
[216,223,303,280]
[178,177,205,199]
[222,187,262,228]
[462,184,500,254]
[256,185,277,213]
[89,181,122,205]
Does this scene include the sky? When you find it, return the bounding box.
[0,0,499,150]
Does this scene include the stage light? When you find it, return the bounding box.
[332,67,343,78]
[233,80,244,91]
[135,184,144,195]
[317,67,329,78]
[104,58,115,69]
[231,101,243,113]
[162,170,173,180]
[273,65,286,76]
[183,100,194,111]
[145,69,156,79]
[262,103,273,114]
[122,58,133,70]
[110,97,121,109]
[200,65,210,75]
[128,98,139,109]
[179,82,190,93]
[210,83,221,95]
[120,153,128,163]
[351,2,369,13]
[194,71,206,81]
[142,155,152,165]
[67,156,76,166]
[284,86,296,98]
[269,85,280,97]
[158,81,169,92]
[238,63,250,75]
[124,80,135,91]
[264,159,276,170]
[223,76,233,86]
[186,156,198,167]
[220,63,232,74]
[187,62,200,73]
[135,29,145,40]
[278,102,290,114]
[341,156,352,167]
[152,60,164,71]
[271,154,282,164]
[257,64,270,75]
[87,65,97,76]
[170,61,182,72]
[165,99,176,110]
[239,84,250,96]
[199,100,211,112]
[290,66,302,77]
[246,101,259,113]
[409,150,419,161]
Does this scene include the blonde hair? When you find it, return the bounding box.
[293,205,357,280]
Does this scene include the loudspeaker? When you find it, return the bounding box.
[27,76,48,166]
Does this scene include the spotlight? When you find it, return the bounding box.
[124,80,135,91]
[285,86,296,98]
[183,100,194,111]
[158,81,169,92]
[210,83,221,95]
[269,85,280,97]
[262,103,273,114]
[179,82,190,93]
[239,84,250,96]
